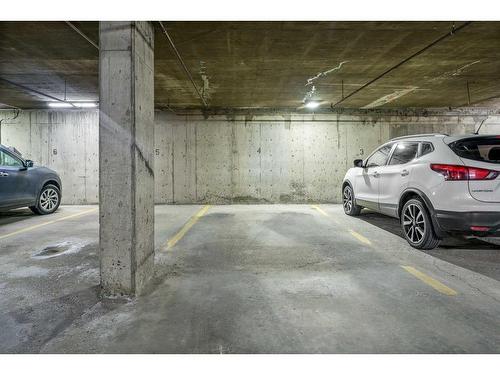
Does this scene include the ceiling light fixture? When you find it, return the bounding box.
[48,102,72,108]
[73,102,98,108]
[305,100,320,109]
[48,102,98,108]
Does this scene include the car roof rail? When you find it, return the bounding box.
[391,133,448,141]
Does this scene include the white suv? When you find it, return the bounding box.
[342,134,500,249]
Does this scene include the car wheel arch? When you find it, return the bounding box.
[398,188,445,238]
[35,179,61,201]
[342,180,354,191]
[43,179,61,190]
[398,188,435,218]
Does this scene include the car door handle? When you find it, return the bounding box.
[0,172,8,177]
[372,171,380,178]
[401,169,409,176]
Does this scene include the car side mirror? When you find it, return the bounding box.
[25,160,34,168]
[354,159,364,168]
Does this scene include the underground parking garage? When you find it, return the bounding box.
[1,19,500,355]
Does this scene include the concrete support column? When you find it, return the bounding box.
[99,22,155,296]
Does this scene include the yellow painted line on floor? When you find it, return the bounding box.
[311,205,371,245]
[164,205,211,250]
[311,205,329,217]
[0,207,98,241]
[349,229,372,246]
[401,265,457,296]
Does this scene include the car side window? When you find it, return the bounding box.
[388,142,419,165]
[365,144,393,168]
[420,142,434,157]
[0,149,23,167]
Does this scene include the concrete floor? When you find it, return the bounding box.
[0,204,499,353]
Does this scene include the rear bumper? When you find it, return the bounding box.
[434,210,500,237]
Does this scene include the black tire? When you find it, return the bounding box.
[30,184,61,215]
[400,198,440,250]
[343,184,362,216]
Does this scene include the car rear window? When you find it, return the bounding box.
[449,136,500,164]
[421,142,434,156]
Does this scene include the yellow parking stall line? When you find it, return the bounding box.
[0,207,98,241]
[401,265,457,296]
[163,205,211,250]
[348,229,372,246]
[311,205,370,244]
[311,205,329,217]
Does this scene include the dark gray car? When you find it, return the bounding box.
[0,144,62,214]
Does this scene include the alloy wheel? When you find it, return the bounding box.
[402,203,426,244]
[40,188,59,211]
[343,187,353,213]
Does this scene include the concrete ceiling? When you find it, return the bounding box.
[1,21,500,110]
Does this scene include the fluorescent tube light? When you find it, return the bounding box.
[48,102,72,108]
[73,102,98,108]
[48,102,98,108]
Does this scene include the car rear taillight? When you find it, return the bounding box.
[470,226,491,232]
[430,164,499,181]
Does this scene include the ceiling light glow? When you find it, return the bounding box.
[73,102,98,108]
[305,101,320,109]
[48,102,98,108]
[48,102,72,108]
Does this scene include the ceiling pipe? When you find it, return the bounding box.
[331,21,472,108]
[0,77,76,107]
[157,21,208,108]
[65,21,99,50]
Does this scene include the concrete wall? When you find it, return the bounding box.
[0,110,99,204]
[477,122,500,135]
[154,111,481,204]
[1,109,497,204]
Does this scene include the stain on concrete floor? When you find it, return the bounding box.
[32,240,91,259]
